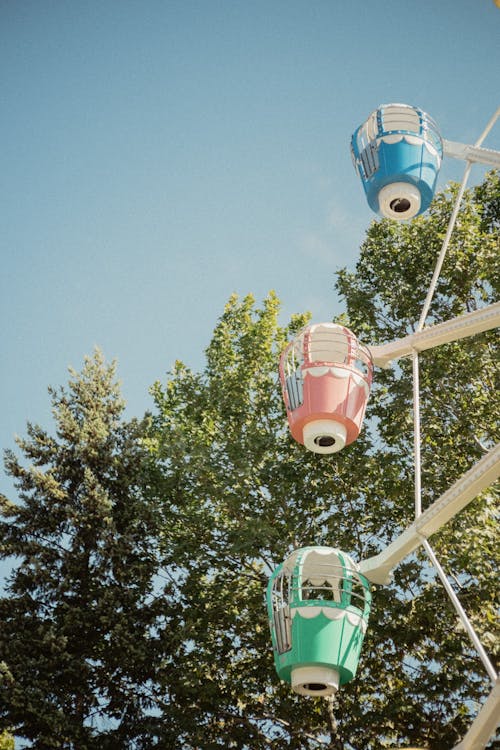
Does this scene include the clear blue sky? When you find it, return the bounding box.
[1,0,499,505]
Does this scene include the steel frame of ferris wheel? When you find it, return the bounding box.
[357,106,500,750]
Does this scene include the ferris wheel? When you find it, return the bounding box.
[267,103,500,749]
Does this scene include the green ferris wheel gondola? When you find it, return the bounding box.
[267,546,372,696]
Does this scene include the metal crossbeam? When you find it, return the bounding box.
[359,442,500,584]
[443,139,500,168]
[369,302,500,368]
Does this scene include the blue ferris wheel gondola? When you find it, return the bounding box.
[351,103,443,220]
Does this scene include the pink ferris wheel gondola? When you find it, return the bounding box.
[279,323,373,454]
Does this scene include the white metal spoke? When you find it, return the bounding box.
[470,106,500,148]
[422,539,497,684]
[369,301,500,368]
[412,351,423,519]
[417,162,472,332]
[417,106,499,333]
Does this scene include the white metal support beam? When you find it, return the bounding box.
[368,302,500,368]
[422,540,498,685]
[359,442,500,584]
[452,678,500,750]
[443,139,500,168]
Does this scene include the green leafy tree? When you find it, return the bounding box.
[0,351,167,749]
[147,172,499,748]
[0,729,15,750]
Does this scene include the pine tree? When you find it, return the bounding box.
[0,351,167,749]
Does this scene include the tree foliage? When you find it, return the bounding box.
[1,173,498,749]
[147,172,499,749]
[0,730,14,750]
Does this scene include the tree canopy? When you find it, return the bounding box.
[0,172,498,749]
[146,171,499,749]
